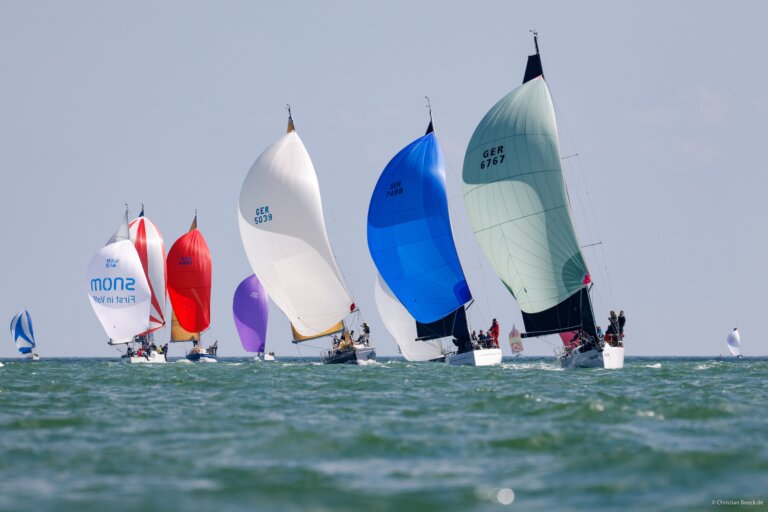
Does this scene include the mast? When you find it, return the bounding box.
[286,104,295,133]
[425,96,434,134]
[523,30,545,83]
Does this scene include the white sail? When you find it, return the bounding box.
[86,213,152,340]
[374,274,443,362]
[238,126,354,337]
[129,213,167,333]
[726,328,742,357]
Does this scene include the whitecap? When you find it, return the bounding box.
[357,359,385,367]
[643,363,662,368]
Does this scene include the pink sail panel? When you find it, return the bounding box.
[167,218,212,333]
[129,215,167,333]
[559,330,581,350]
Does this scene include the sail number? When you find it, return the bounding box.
[479,146,505,169]
[385,180,403,197]
[253,206,273,224]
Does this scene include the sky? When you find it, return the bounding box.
[1,0,766,358]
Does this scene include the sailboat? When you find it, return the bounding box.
[86,207,153,359]
[461,33,624,369]
[10,310,40,361]
[111,205,170,364]
[509,326,524,358]
[367,105,502,366]
[726,328,743,358]
[167,213,216,362]
[233,274,274,361]
[373,274,445,362]
[238,108,374,364]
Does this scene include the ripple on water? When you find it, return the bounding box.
[0,356,766,511]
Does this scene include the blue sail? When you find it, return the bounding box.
[10,310,36,354]
[367,126,471,323]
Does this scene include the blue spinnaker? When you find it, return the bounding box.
[10,310,36,354]
[367,127,471,323]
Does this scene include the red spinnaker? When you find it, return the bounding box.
[167,223,212,333]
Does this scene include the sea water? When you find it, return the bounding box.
[0,357,766,511]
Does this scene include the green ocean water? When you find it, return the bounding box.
[0,357,766,511]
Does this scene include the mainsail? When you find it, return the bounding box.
[238,112,356,339]
[462,36,596,338]
[233,274,269,353]
[167,215,212,334]
[10,310,36,355]
[129,207,167,334]
[86,209,152,340]
[726,328,742,357]
[373,274,443,362]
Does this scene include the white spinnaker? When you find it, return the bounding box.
[238,130,354,336]
[462,77,588,315]
[87,214,152,340]
[726,329,742,357]
[129,216,167,332]
[374,274,443,362]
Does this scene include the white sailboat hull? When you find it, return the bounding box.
[255,352,276,362]
[602,344,625,369]
[445,348,502,367]
[559,347,603,369]
[122,352,167,364]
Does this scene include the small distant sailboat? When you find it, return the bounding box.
[10,310,40,361]
[167,213,216,362]
[373,274,445,362]
[509,326,524,358]
[462,33,624,369]
[367,103,501,367]
[726,328,743,358]
[233,274,274,361]
[86,207,153,359]
[238,108,374,364]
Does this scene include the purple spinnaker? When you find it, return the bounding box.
[233,274,269,353]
